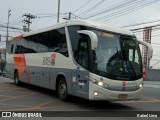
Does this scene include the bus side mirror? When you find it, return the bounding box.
[138,40,153,59]
[77,30,98,50]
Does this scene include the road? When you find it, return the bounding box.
[0,77,159,119]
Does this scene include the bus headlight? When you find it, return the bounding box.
[85,76,108,88]
[139,84,143,88]
[94,92,98,96]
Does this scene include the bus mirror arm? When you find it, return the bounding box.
[77,30,98,50]
[138,40,153,59]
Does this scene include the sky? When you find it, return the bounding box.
[0,0,160,68]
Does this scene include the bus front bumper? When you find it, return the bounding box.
[89,82,143,101]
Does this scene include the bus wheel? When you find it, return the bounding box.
[14,71,21,86]
[58,78,68,101]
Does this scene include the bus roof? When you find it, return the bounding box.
[13,19,134,39]
[66,19,134,36]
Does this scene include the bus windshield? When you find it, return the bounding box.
[92,30,142,80]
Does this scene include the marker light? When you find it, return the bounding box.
[98,82,103,87]
[94,92,98,96]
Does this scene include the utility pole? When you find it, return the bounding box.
[22,13,36,32]
[5,8,11,62]
[63,12,72,20]
[69,12,71,20]
[57,0,60,23]
[6,9,11,42]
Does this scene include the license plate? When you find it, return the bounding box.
[118,94,128,98]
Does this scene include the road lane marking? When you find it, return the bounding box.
[0,88,27,92]
[32,99,60,107]
[0,102,35,108]
[0,98,62,109]
[0,84,14,87]
[0,89,40,94]
[0,104,79,111]
[0,92,38,103]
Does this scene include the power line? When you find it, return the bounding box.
[0,29,22,33]
[73,0,93,13]
[0,25,23,30]
[78,0,106,17]
[36,13,65,16]
[95,0,149,20]
[122,19,160,28]
[70,13,81,19]
[92,0,159,21]
[0,16,22,25]
[133,27,160,33]
[137,33,160,40]
[131,24,160,31]
[84,0,137,19]
[37,14,65,18]
[96,0,160,21]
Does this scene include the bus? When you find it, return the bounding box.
[6,20,153,101]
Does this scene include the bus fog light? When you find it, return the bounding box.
[139,84,143,88]
[98,81,103,86]
[94,92,98,96]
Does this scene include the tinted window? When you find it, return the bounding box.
[15,40,21,54]
[13,28,68,56]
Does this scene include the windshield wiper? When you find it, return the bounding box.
[127,60,136,76]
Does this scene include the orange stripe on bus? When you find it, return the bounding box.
[12,34,23,40]
[13,54,30,84]
[14,54,26,79]
[23,55,31,84]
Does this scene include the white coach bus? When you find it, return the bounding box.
[6,20,153,101]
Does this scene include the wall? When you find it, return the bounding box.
[146,69,160,81]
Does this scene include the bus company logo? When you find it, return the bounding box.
[43,57,51,66]
[51,54,56,66]
[42,54,56,66]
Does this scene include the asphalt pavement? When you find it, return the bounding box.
[0,76,159,119]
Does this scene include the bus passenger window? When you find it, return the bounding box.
[57,43,68,57]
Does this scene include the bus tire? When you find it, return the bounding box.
[14,71,21,86]
[57,78,68,101]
